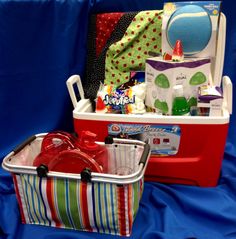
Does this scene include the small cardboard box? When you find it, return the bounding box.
[145,57,211,115]
[197,85,223,116]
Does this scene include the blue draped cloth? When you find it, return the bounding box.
[0,1,236,238]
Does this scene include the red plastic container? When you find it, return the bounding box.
[33,131,107,174]
[75,131,108,173]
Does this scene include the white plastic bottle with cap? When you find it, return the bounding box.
[172,85,190,116]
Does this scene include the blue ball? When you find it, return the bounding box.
[167,5,212,55]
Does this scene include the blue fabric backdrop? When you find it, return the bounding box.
[0,0,236,239]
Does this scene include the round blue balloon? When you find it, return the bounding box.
[167,5,212,55]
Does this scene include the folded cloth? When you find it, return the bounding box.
[105,10,163,87]
[84,10,163,100]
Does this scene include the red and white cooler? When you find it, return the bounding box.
[66,13,233,187]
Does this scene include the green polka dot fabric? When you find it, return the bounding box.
[105,10,163,87]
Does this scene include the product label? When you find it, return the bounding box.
[108,124,181,156]
[162,1,221,58]
[103,92,135,106]
[164,1,221,17]
[145,58,210,115]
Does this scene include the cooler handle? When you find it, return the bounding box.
[66,75,85,109]
[222,76,233,114]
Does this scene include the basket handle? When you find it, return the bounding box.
[139,143,150,166]
[13,135,36,154]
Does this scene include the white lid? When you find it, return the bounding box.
[173,85,184,97]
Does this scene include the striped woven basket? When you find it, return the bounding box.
[3,134,150,237]
[12,174,143,236]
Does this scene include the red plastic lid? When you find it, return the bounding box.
[41,131,76,152]
[48,149,102,174]
[33,131,77,167]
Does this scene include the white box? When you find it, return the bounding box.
[145,57,211,115]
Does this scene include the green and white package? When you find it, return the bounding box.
[145,57,211,115]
